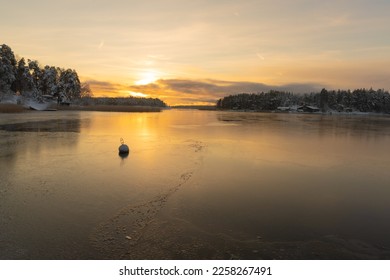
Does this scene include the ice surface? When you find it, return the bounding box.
[1,110,390,259]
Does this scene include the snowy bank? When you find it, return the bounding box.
[0,93,56,111]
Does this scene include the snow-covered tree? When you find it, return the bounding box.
[319,88,329,112]
[0,44,17,94]
[14,58,35,95]
[0,44,91,105]
[41,65,60,96]
[58,69,81,101]
[27,59,43,100]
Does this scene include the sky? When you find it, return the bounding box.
[2,0,390,105]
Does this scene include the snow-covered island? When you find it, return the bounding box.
[0,44,82,110]
[216,89,390,114]
[0,44,166,113]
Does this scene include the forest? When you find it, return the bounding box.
[0,44,166,108]
[0,44,82,103]
[216,88,390,113]
[78,96,166,107]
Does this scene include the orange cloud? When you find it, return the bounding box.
[86,78,325,106]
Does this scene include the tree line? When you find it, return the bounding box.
[216,88,390,113]
[0,44,84,103]
[78,96,166,107]
[1,44,167,108]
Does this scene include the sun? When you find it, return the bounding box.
[135,71,158,85]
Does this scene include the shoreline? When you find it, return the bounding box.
[0,104,26,113]
[0,103,164,113]
[55,104,164,112]
[2,103,390,116]
[216,108,390,116]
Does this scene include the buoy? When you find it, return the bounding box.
[118,138,129,155]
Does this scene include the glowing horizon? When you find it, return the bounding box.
[2,0,390,105]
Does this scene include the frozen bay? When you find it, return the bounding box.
[1,110,390,259]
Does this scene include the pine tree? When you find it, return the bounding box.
[58,69,81,101]
[41,65,60,96]
[319,88,329,112]
[14,58,35,94]
[0,44,17,94]
[27,59,43,100]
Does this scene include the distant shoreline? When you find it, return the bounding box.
[55,104,163,112]
[2,103,390,116]
[217,108,390,116]
[0,103,164,113]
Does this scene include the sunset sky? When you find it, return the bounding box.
[2,0,390,105]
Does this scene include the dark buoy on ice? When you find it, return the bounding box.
[118,138,129,156]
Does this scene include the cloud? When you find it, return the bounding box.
[85,79,125,96]
[98,40,104,49]
[256,53,265,60]
[84,78,325,105]
[128,79,325,105]
[163,79,323,95]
